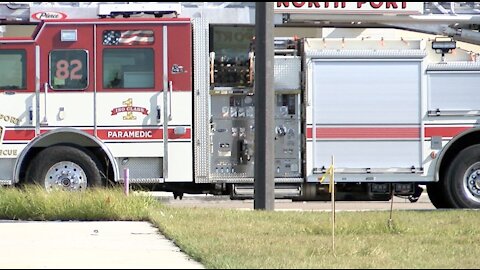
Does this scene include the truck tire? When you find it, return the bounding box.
[444,145,480,208]
[426,182,452,209]
[25,145,103,191]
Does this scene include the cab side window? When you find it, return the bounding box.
[49,50,88,90]
[103,48,154,89]
[0,50,26,90]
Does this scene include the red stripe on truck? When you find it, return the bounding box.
[307,127,420,139]
[2,128,191,141]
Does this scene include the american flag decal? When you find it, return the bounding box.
[103,30,154,46]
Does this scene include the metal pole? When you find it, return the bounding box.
[124,168,129,196]
[389,185,395,228]
[331,155,335,255]
[254,2,275,210]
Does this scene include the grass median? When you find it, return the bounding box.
[150,207,480,269]
[0,185,155,221]
[0,186,479,268]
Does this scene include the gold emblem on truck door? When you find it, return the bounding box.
[111,98,149,120]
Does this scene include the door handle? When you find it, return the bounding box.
[40,82,48,125]
[156,105,161,124]
[28,106,33,125]
[168,81,172,121]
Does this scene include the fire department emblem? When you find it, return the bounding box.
[111,98,149,120]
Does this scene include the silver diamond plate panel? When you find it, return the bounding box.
[117,157,163,183]
[0,159,14,184]
[119,178,164,184]
[274,56,301,91]
[192,18,211,183]
[0,180,13,186]
[427,62,480,71]
[305,49,426,59]
[209,177,304,184]
[275,177,304,183]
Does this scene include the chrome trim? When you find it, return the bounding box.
[35,45,40,135]
[162,25,169,180]
[41,82,48,125]
[305,50,426,59]
[312,167,424,174]
[428,109,480,117]
[94,24,97,137]
[168,80,172,121]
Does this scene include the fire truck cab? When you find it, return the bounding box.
[0,16,194,190]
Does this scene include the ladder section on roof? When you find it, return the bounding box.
[424,2,480,15]
[97,2,181,18]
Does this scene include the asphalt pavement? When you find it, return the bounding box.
[156,191,436,211]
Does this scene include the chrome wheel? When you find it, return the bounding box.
[463,161,480,204]
[44,161,88,191]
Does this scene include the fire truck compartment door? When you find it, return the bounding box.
[427,70,480,111]
[309,60,422,169]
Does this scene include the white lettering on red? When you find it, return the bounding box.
[107,130,153,139]
[277,2,408,9]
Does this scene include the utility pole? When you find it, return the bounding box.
[254,2,275,210]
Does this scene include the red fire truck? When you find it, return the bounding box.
[1,2,480,208]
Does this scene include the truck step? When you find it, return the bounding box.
[0,179,13,186]
[231,184,301,199]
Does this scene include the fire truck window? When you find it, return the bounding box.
[0,50,26,90]
[210,25,254,87]
[49,50,88,90]
[103,48,154,89]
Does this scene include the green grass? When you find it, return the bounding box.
[149,207,480,269]
[1,186,479,268]
[0,185,155,221]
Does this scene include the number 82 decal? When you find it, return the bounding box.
[55,59,83,80]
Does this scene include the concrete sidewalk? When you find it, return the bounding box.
[0,221,204,269]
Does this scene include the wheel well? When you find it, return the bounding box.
[15,129,118,184]
[438,129,480,183]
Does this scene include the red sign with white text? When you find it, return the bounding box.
[274,2,424,14]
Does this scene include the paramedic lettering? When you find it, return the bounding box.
[107,130,153,139]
